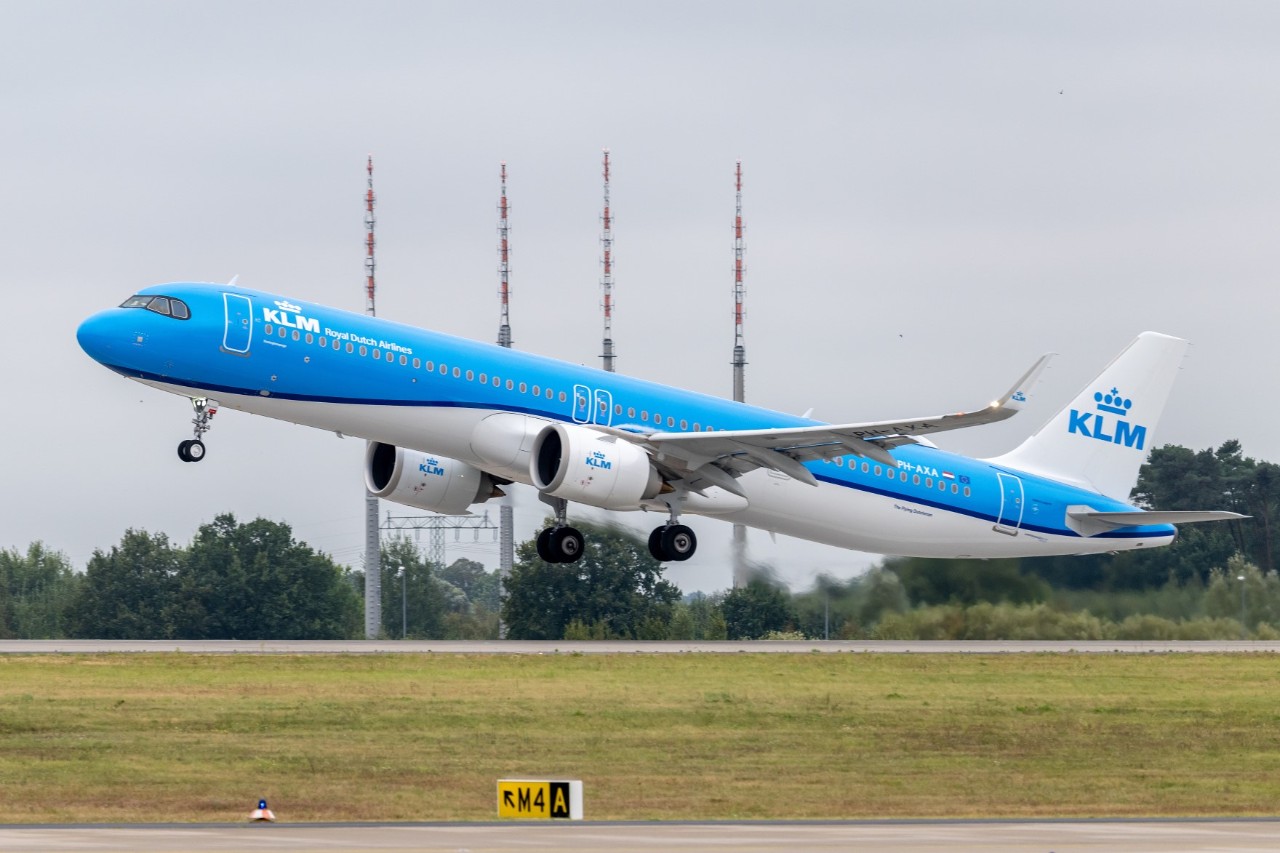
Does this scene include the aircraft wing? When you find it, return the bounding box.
[604,353,1054,492]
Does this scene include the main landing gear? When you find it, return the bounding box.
[536,496,586,564]
[177,397,217,463]
[534,496,699,564]
[648,524,697,562]
[647,498,697,562]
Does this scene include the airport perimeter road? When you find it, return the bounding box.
[2,639,1280,654]
[1,820,1280,852]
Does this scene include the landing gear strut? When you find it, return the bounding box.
[536,496,585,564]
[647,502,697,562]
[177,397,217,463]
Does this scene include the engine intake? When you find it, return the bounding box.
[530,423,664,510]
[365,442,500,515]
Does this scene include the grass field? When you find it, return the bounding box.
[0,652,1277,823]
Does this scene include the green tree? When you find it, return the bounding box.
[0,543,80,639]
[379,537,456,639]
[502,520,680,640]
[69,529,183,639]
[439,558,501,612]
[721,578,793,639]
[183,514,361,639]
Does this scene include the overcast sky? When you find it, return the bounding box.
[3,1,1278,592]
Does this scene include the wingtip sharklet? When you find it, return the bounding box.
[997,352,1055,413]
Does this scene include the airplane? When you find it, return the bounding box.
[76,282,1243,564]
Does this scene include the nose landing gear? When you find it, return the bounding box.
[178,398,218,463]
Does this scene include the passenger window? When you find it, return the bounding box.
[319,337,328,348]
[346,343,354,353]
[558,391,566,402]
[305,333,314,344]
[359,346,367,357]
[925,477,932,488]
[466,369,473,380]
[425,361,434,371]
[439,364,447,374]
[952,484,959,494]
[680,419,687,429]
[900,471,907,482]
[453,368,460,378]
[372,349,381,359]
[479,373,487,383]
[874,465,881,476]
[692,423,700,431]
[412,358,420,368]
[520,382,527,393]
[628,407,636,418]
[264,324,274,336]
[641,411,649,422]
[494,376,501,387]
[292,330,300,341]
[506,380,514,390]
[279,327,287,338]
[835,457,843,467]
[533,385,540,396]
[963,487,971,497]
[546,388,553,399]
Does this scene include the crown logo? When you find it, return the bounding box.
[1094,387,1132,416]
[274,300,301,313]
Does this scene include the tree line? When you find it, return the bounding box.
[2,440,1277,640]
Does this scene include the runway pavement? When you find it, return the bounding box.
[1,639,1280,654]
[1,820,1279,852]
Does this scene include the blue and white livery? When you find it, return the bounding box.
[76,283,1242,563]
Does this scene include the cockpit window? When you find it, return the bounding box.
[120,294,191,320]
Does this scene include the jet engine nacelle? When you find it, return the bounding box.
[530,423,664,510]
[364,442,500,515]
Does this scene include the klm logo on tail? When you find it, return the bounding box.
[1068,387,1147,450]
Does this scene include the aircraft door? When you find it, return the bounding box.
[593,389,613,427]
[222,293,253,355]
[572,384,592,423]
[994,472,1024,535]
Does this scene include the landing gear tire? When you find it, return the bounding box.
[549,527,585,563]
[661,524,697,561]
[648,527,666,561]
[536,528,556,563]
[536,526,585,563]
[648,524,697,562]
[178,439,205,463]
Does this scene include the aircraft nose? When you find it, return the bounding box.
[76,310,121,362]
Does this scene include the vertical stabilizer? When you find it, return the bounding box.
[989,332,1188,501]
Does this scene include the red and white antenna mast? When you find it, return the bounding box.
[497,162,513,349]
[600,149,616,372]
[363,154,381,638]
[732,160,747,402]
[365,155,377,318]
[494,162,516,605]
[731,160,749,588]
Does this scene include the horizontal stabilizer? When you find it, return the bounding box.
[1066,506,1247,537]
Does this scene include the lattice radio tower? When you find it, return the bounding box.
[731,160,749,588]
[600,149,616,372]
[495,163,515,586]
[363,155,382,637]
